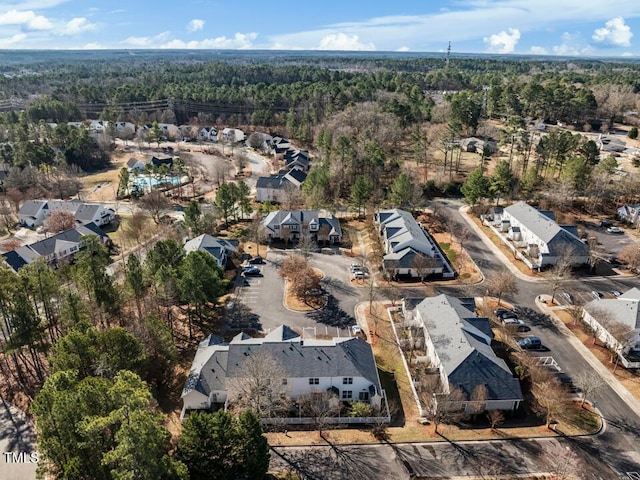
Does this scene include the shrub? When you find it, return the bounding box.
[628,126,638,139]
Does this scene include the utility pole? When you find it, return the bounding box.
[445,41,451,68]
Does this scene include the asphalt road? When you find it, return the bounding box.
[0,400,37,480]
[233,249,364,336]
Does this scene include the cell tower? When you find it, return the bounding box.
[445,41,451,68]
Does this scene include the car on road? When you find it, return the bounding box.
[501,318,531,332]
[352,271,365,280]
[350,264,364,272]
[590,290,603,301]
[351,325,362,335]
[494,307,510,316]
[242,266,261,276]
[606,226,623,234]
[599,220,613,228]
[518,336,542,350]
[498,310,518,320]
[248,256,265,264]
[610,290,622,297]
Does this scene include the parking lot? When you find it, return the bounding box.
[582,220,639,260]
[230,249,364,335]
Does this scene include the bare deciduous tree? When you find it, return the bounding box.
[531,379,569,427]
[227,352,290,419]
[420,377,468,434]
[45,209,76,233]
[124,211,150,246]
[485,269,518,306]
[137,190,171,224]
[299,390,341,436]
[412,253,433,283]
[486,409,505,430]
[548,253,574,304]
[469,384,488,418]
[618,244,640,273]
[573,371,605,408]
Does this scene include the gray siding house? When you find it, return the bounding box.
[260,210,342,244]
[374,209,453,280]
[183,234,238,268]
[409,294,523,413]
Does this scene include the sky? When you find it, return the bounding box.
[1,0,640,56]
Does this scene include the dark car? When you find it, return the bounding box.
[248,256,265,264]
[599,220,613,228]
[242,266,261,276]
[518,336,542,350]
[498,311,518,320]
[494,307,511,316]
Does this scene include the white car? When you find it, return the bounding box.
[606,226,623,234]
[351,325,362,335]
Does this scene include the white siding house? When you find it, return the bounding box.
[181,326,384,419]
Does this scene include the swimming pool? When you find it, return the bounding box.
[132,175,182,191]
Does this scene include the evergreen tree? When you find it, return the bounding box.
[126,253,147,321]
[215,183,236,228]
[389,172,413,208]
[350,175,373,217]
[489,160,514,204]
[183,200,203,235]
[236,410,270,480]
[461,167,490,205]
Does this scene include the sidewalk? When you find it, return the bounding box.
[536,294,640,414]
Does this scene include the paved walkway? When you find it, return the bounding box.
[536,294,640,414]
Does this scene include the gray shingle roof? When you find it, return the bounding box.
[183,326,382,400]
[504,201,587,256]
[18,200,47,217]
[416,294,522,402]
[584,287,640,331]
[184,234,237,263]
[261,210,342,237]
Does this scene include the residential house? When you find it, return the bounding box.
[260,210,342,244]
[582,288,640,368]
[460,137,497,154]
[597,134,626,153]
[158,123,181,140]
[407,294,523,413]
[2,222,109,272]
[221,128,245,144]
[114,122,136,138]
[127,157,146,172]
[618,204,640,226]
[256,167,307,203]
[374,209,453,280]
[284,150,310,171]
[89,120,107,134]
[18,200,49,227]
[183,234,238,268]
[18,200,115,228]
[181,325,384,417]
[198,126,218,142]
[497,201,589,268]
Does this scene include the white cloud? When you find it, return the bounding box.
[160,32,258,49]
[122,31,172,47]
[0,33,26,47]
[483,28,520,53]
[592,17,633,47]
[83,42,102,49]
[62,17,96,35]
[0,9,52,30]
[270,0,640,52]
[551,31,594,55]
[317,33,375,51]
[187,19,204,33]
[396,46,410,52]
[530,46,547,54]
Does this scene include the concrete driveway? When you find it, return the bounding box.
[0,400,37,480]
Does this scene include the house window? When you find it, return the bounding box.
[309,378,319,385]
[359,392,369,401]
[274,225,280,230]
[342,391,353,400]
[342,377,353,385]
[290,225,298,231]
[282,379,288,385]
